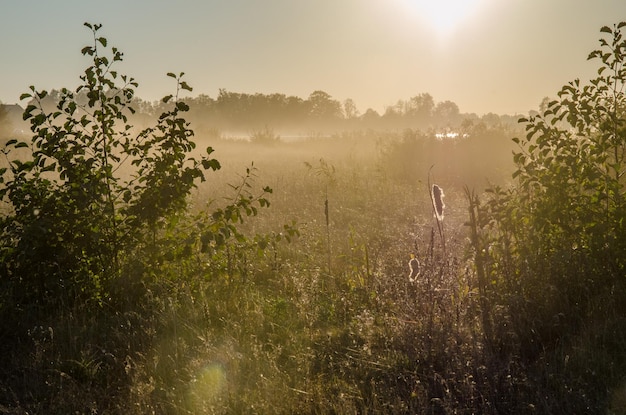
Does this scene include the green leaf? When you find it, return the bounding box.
[42,162,57,172]
[23,104,37,120]
[600,26,612,34]
[167,72,176,78]
[201,159,221,171]
[97,37,107,47]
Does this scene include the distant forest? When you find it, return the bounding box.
[1,89,527,139]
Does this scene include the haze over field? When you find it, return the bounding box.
[1,0,625,115]
[3,2,626,412]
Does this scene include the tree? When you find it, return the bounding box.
[510,22,626,280]
[466,22,626,411]
[360,108,380,128]
[343,98,359,119]
[433,100,460,126]
[0,23,221,313]
[307,90,343,120]
[407,93,435,122]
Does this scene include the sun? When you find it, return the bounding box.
[403,0,484,37]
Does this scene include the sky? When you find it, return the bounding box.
[1,0,626,116]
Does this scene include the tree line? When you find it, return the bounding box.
[2,88,524,139]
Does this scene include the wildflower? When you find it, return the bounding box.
[432,184,445,221]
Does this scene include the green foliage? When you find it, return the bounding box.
[4,19,626,415]
[0,22,310,414]
[510,21,626,312]
[0,23,220,313]
[466,21,626,412]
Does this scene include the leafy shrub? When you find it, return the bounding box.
[0,22,303,414]
[467,22,626,412]
[0,23,223,318]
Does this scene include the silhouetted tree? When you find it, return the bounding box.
[343,98,359,119]
[407,93,435,123]
[433,100,461,128]
[307,90,343,120]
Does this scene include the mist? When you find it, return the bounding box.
[1,14,626,414]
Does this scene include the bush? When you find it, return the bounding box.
[0,23,223,318]
[0,23,292,413]
[467,22,626,412]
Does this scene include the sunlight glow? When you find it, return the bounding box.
[186,363,227,410]
[404,0,485,37]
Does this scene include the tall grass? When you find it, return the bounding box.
[2,128,615,413]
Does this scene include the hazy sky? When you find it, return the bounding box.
[1,1,625,115]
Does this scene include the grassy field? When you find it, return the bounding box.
[4,17,626,413]
[153,128,519,413]
[3,125,625,414]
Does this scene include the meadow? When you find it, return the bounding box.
[2,122,625,414]
[2,21,626,415]
[0,125,521,413]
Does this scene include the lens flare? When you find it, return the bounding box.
[187,363,227,410]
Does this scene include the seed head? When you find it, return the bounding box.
[432,184,445,221]
[408,254,420,282]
